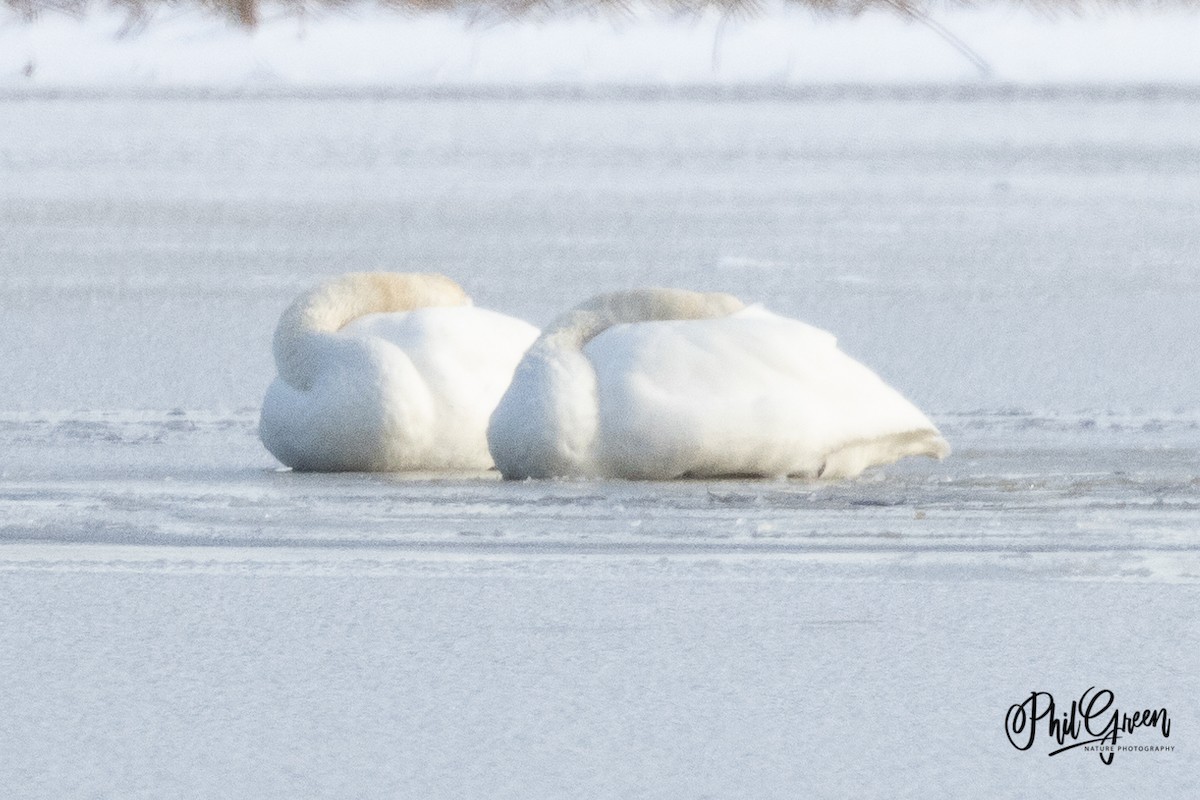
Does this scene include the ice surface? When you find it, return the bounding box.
[3,404,1199,796]
[4,409,1200,575]
[0,563,1193,798]
[2,92,1198,796]
[3,94,1199,413]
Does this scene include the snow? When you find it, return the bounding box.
[3,3,1200,88]
[1,564,1192,798]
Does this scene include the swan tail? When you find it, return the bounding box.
[272,272,469,390]
[817,429,950,480]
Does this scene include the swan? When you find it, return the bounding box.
[260,272,539,471]
[487,289,949,480]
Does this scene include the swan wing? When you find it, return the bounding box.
[263,306,537,471]
[583,308,946,479]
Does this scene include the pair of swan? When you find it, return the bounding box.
[260,272,949,479]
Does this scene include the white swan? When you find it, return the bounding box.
[487,289,949,480]
[260,272,539,471]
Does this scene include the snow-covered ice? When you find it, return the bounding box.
[2,86,1198,795]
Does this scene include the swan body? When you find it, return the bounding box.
[487,289,949,480]
[260,272,539,471]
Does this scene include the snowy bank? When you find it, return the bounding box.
[3,3,1200,88]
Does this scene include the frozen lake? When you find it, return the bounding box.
[2,90,1197,795]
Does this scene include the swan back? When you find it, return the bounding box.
[584,306,947,478]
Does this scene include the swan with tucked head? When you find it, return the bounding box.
[487,288,948,480]
[260,272,539,471]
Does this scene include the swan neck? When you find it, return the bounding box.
[544,289,746,350]
[272,272,469,389]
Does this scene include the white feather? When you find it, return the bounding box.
[260,273,538,471]
[488,290,948,480]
